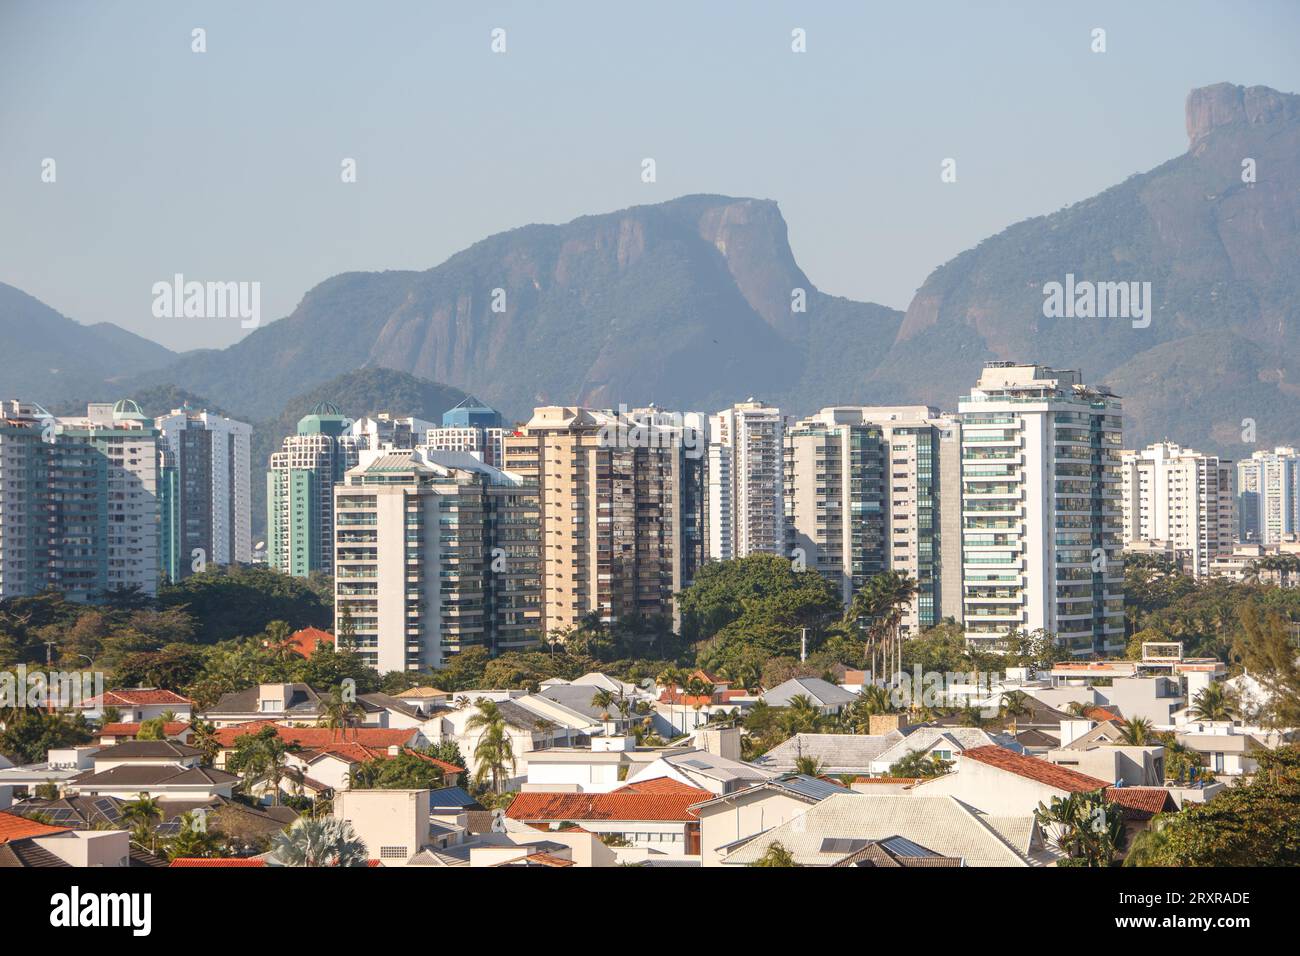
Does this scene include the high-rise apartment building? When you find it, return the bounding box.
[501,406,704,637]
[424,396,507,468]
[348,413,437,452]
[333,449,540,672]
[0,401,52,600]
[1236,447,1300,544]
[1120,442,1234,577]
[155,406,252,581]
[783,406,962,631]
[0,400,162,602]
[784,409,889,605]
[957,363,1124,657]
[706,401,784,562]
[267,403,360,578]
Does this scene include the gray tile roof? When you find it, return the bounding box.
[871,727,1021,769]
[73,764,239,788]
[762,677,859,709]
[721,793,1058,867]
[752,732,906,773]
[92,740,203,760]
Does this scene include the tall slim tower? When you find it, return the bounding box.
[267,403,359,577]
[957,363,1124,657]
[706,401,784,561]
[1236,447,1300,544]
[156,406,252,580]
[502,406,703,637]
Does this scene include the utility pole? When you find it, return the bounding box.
[800,627,807,662]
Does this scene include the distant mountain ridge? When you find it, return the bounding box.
[4,82,1300,459]
[121,193,903,422]
[0,283,177,404]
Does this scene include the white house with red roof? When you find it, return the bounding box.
[505,780,708,857]
[917,745,1179,846]
[79,688,193,722]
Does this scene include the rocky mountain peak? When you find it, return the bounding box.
[1185,82,1298,150]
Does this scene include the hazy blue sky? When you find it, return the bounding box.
[2,0,1298,352]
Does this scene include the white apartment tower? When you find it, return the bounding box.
[957,363,1124,657]
[783,406,962,632]
[155,406,253,578]
[707,401,784,561]
[333,449,540,672]
[1237,447,1300,544]
[1120,442,1234,577]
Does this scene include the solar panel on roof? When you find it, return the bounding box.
[820,837,869,854]
[879,835,935,858]
[43,809,81,824]
[93,798,122,822]
[153,822,182,836]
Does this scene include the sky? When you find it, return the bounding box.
[2,0,1299,353]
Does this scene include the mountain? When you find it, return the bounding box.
[7,81,1300,458]
[0,282,177,403]
[871,82,1300,457]
[128,194,904,421]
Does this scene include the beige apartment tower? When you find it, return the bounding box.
[502,406,705,637]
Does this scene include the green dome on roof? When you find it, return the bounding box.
[112,398,149,421]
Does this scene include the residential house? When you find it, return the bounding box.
[868,727,1022,776]
[505,783,709,857]
[0,809,134,868]
[719,793,1060,867]
[68,741,239,802]
[761,677,858,715]
[80,688,193,723]
[690,773,852,866]
[918,746,1177,848]
[752,731,908,777]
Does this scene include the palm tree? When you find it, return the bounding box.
[748,841,800,867]
[120,793,164,849]
[793,755,827,777]
[1117,716,1155,746]
[320,686,363,742]
[656,666,689,737]
[590,689,616,721]
[1000,690,1033,734]
[465,699,516,794]
[272,817,369,867]
[780,694,823,736]
[1188,683,1239,722]
[165,811,222,861]
[189,719,221,765]
[1035,790,1125,866]
[847,571,919,683]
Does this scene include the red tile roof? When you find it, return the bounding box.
[959,746,1110,792]
[613,777,706,795]
[1103,787,1179,819]
[1083,706,1125,724]
[286,627,333,657]
[213,722,416,751]
[506,788,710,823]
[97,721,191,738]
[88,689,192,707]
[169,857,267,867]
[852,777,922,785]
[0,810,71,844]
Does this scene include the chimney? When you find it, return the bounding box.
[868,713,909,736]
[699,726,740,761]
